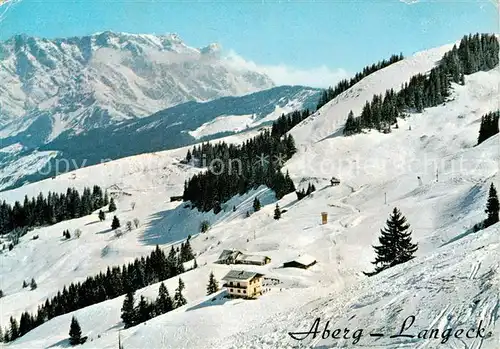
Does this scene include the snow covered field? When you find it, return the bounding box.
[0,41,499,349]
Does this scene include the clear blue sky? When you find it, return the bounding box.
[0,0,497,87]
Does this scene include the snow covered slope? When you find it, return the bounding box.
[0,31,274,142]
[1,40,499,349]
[290,42,457,145]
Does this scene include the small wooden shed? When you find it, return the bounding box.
[283,254,317,269]
[330,177,340,186]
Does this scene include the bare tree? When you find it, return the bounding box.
[126,221,133,232]
[114,229,123,238]
[74,229,82,238]
[133,218,140,228]
[8,228,24,246]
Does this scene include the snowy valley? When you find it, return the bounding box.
[0,33,499,349]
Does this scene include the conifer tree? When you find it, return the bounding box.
[173,278,187,308]
[108,198,117,212]
[176,255,185,274]
[285,134,297,155]
[155,282,173,315]
[103,191,109,206]
[284,171,296,193]
[22,280,28,288]
[273,203,281,220]
[200,220,210,233]
[343,110,361,136]
[485,183,499,227]
[206,271,219,295]
[166,246,178,277]
[253,197,261,212]
[3,326,9,343]
[306,183,316,195]
[9,317,18,341]
[134,295,151,324]
[180,239,194,263]
[111,216,121,230]
[69,316,82,346]
[178,278,185,292]
[296,189,306,200]
[121,292,136,328]
[477,111,500,145]
[364,207,418,276]
[98,210,106,221]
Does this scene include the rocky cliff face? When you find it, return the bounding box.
[0,31,274,143]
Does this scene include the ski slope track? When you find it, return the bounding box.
[0,39,499,349]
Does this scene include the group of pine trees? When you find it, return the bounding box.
[270,109,311,137]
[317,53,404,110]
[181,52,410,212]
[344,34,499,136]
[0,185,109,235]
[2,243,195,342]
[366,182,499,277]
[121,279,187,329]
[296,183,316,200]
[477,111,499,145]
[22,278,37,290]
[183,129,297,212]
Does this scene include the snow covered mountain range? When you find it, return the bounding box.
[0,84,319,191]
[0,31,322,191]
[0,31,274,142]
[0,34,499,349]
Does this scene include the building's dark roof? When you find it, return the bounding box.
[285,254,317,266]
[222,270,264,281]
[235,254,270,263]
[217,249,241,261]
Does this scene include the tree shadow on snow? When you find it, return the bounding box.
[105,322,124,332]
[139,205,197,246]
[96,228,113,235]
[441,221,484,247]
[186,291,230,312]
[85,220,100,226]
[315,127,346,143]
[47,338,72,348]
[139,188,277,247]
